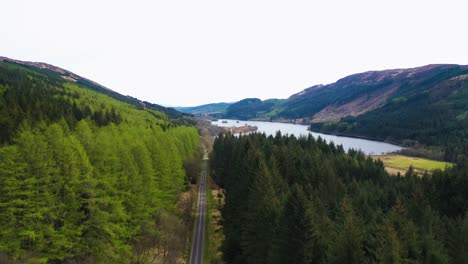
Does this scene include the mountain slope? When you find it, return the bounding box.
[310,68,468,160]
[0,57,199,262]
[0,56,191,122]
[223,98,285,120]
[284,64,468,121]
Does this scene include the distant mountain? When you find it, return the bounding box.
[176,102,232,115]
[223,98,285,120]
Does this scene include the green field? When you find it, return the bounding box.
[376,155,453,175]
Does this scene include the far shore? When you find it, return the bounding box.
[221,125,258,134]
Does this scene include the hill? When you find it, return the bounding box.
[223,98,285,120]
[0,57,199,262]
[176,102,232,115]
[308,65,468,161]
[282,65,468,120]
[0,56,191,122]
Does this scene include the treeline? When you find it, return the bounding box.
[0,61,200,262]
[211,133,467,264]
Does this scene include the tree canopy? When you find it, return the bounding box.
[211,132,468,264]
[0,61,199,263]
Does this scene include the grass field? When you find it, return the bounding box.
[374,154,453,175]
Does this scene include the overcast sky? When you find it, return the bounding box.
[2,0,468,106]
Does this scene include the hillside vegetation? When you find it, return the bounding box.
[223,98,285,121]
[176,102,232,115]
[0,60,199,263]
[310,66,468,161]
[211,132,467,264]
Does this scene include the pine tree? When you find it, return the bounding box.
[241,157,282,264]
[271,185,324,264]
[328,197,367,264]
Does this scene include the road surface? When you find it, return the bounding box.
[190,159,208,264]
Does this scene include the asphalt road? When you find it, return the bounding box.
[190,159,208,264]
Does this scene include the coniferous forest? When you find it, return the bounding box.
[0,61,199,262]
[211,133,467,264]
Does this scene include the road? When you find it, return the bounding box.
[190,158,208,264]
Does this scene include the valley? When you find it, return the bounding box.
[182,64,468,163]
[3,1,468,263]
[0,57,466,264]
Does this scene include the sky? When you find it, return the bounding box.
[2,0,468,106]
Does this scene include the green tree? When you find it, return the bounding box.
[327,197,367,264]
[241,157,283,264]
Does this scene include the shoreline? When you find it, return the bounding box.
[216,118,403,148]
[306,129,403,147]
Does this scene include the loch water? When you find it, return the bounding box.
[212,119,403,155]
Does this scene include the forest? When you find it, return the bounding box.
[0,61,200,263]
[211,132,467,264]
[2,58,468,264]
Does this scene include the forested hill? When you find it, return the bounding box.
[309,65,468,162]
[176,102,232,115]
[0,56,191,122]
[0,58,199,262]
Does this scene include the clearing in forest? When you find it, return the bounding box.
[375,154,453,175]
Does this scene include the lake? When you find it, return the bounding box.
[212,119,403,155]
